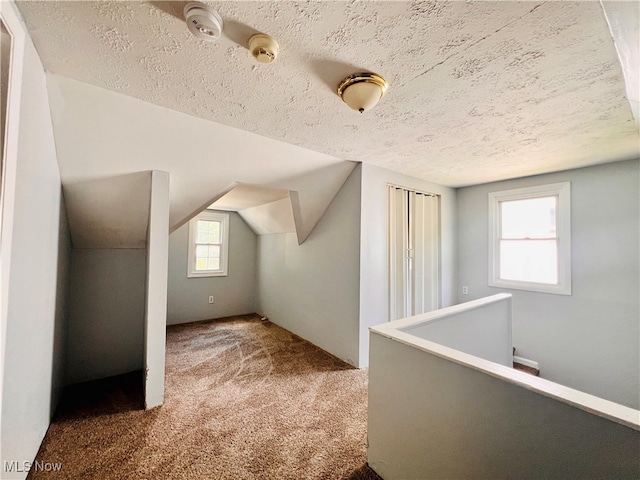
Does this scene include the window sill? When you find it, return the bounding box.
[489,278,571,295]
[187,271,228,278]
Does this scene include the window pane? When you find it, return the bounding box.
[208,221,220,244]
[500,240,557,284]
[195,245,220,271]
[501,196,556,239]
[208,245,220,260]
[196,220,221,243]
[207,257,220,270]
[196,221,210,243]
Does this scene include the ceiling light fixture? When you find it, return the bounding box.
[248,34,279,64]
[337,73,388,113]
[184,2,223,41]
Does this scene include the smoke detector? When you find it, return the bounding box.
[184,2,223,41]
[248,34,279,64]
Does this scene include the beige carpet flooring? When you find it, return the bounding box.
[28,315,380,480]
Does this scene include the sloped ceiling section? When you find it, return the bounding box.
[65,172,151,249]
[210,184,296,236]
[237,198,297,236]
[210,184,290,212]
[46,74,355,247]
[17,1,639,187]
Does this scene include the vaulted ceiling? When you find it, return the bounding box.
[18,0,639,189]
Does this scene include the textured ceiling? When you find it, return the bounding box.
[17,0,640,187]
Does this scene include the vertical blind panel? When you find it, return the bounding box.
[388,186,398,320]
[412,192,425,316]
[389,187,410,320]
[411,192,440,316]
[407,190,415,317]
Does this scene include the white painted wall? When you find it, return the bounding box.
[0,6,70,475]
[457,159,640,409]
[358,163,457,367]
[257,165,361,366]
[368,332,640,480]
[144,171,169,409]
[167,210,257,325]
[66,249,146,384]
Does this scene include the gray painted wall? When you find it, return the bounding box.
[368,332,639,479]
[405,295,512,367]
[167,211,257,325]
[457,159,640,409]
[66,249,146,384]
[52,198,72,410]
[359,163,458,367]
[257,165,362,366]
[0,25,70,476]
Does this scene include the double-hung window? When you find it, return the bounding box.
[488,182,571,295]
[187,211,229,277]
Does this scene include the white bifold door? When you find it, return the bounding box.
[389,185,440,321]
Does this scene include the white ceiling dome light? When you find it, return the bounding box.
[337,73,388,113]
[184,2,223,41]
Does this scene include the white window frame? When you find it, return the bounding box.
[187,211,229,278]
[488,182,571,295]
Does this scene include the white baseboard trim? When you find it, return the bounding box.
[513,355,539,370]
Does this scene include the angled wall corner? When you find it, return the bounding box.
[256,164,363,366]
[288,162,359,244]
[204,161,358,245]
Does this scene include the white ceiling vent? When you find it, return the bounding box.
[184,2,223,41]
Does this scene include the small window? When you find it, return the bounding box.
[187,211,229,277]
[488,182,571,295]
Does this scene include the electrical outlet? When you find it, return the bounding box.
[462,286,469,295]
[208,295,214,304]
